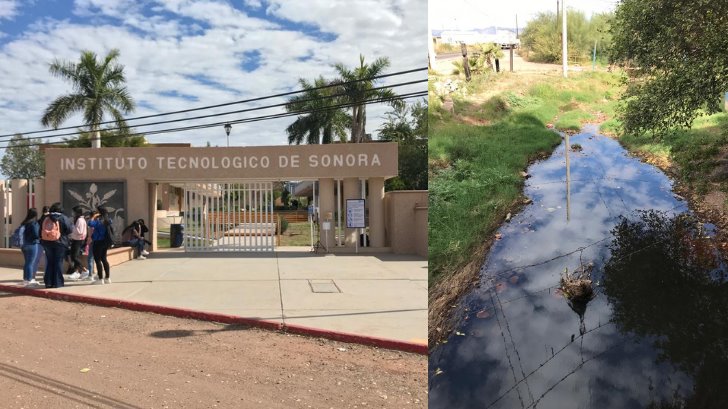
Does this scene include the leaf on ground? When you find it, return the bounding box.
[80,368,91,373]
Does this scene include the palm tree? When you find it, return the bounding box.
[41,49,135,148]
[285,76,350,145]
[333,55,402,143]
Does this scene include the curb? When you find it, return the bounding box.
[0,284,427,355]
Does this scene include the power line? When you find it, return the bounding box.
[0,78,427,144]
[0,90,428,150]
[0,67,428,139]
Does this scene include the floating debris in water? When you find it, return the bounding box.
[476,310,492,319]
[571,143,583,152]
[521,171,530,178]
[523,198,533,205]
[471,329,487,338]
[559,266,595,303]
[505,213,511,222]
[455,331,466,336]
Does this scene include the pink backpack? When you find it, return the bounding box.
[41,217,61,241]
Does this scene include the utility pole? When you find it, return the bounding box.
[428,18,436,70]
[460,42,471,81]
[556,0,559,31]
[562,0,568,78]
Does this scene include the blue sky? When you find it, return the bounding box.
[0,0,426,147]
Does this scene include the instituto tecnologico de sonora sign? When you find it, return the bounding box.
[45,142,398,181]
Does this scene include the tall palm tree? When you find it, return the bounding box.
[41,49,135,148]
[334,55,402,143]
[285,76,350,145]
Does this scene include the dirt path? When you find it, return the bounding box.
[0,294,426,408]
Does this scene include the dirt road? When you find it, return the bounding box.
[0,293,426,408]
[431,49,562,76]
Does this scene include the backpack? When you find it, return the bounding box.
[41,217,61,241]
[103,223,115,248]
[10,224,25,248]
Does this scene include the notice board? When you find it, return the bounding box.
[346,199,366,228]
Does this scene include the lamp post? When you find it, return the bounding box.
[224,123,232,147]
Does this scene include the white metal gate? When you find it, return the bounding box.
[182,182,275,252]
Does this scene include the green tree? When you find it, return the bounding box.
[378,99,427,191]
[41,49,135,148]
[520,10,612,64]
[0,134,45,179]
[334,55,401,143]
[64,128,147,147]
[285,76,350,144]
[610,0,728,136]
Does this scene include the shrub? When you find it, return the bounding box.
[279,219,289,234]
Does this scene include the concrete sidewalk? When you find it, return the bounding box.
[0,247,427,350]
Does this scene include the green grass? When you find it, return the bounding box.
[618,112,728,194]
[157,236,170,248]
[279,222,313,246]
[429,71,622,284]
[555,110,595,131]
[429,121,560,282]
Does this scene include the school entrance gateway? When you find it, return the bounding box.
[42,143,398,253]
[181,182,275,252]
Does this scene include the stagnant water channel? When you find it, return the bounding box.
[429,125,728,408]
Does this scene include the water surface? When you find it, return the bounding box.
[429,125,728,409]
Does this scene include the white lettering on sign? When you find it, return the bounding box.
[60,153,382,171]
[307,154,382,168]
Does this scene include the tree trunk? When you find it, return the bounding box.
[91,127,101,148]
[360,105,368,141]
[351,106,364,143]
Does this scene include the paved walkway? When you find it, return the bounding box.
[0,247,427,350]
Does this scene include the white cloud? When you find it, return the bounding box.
[243,0,263,9]
[0,0,427,148]
[0,0,19,20]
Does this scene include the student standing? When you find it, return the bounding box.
[40,203,73,289]
[83,211,95,282]
[67,205,88,280]
[88,206,113,284]
[20,208,41,286]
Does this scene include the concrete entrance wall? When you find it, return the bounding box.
[384,190,428,258]
[40,143,400,252]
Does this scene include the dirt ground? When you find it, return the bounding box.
[432,49,563,77]
[0,294,426,409]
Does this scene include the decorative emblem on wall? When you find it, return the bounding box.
[62,181,126,242]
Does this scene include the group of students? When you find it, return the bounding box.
[18,203,149,289]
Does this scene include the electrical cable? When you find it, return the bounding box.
[0,90,428,149]
[1,78,427,144]
[0,67,427,139]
